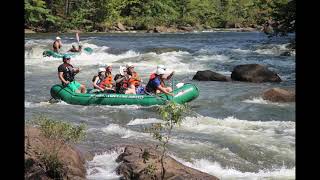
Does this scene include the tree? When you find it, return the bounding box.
[147,102,188,179]
[25,0,56,29]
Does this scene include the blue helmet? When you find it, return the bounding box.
[63,54,71,60]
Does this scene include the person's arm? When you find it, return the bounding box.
[58,72,69,85]
[93,76,104,91]
[157,85,174,96]
[73,67,80,74]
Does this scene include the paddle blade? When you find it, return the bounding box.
[176,83,184,88]
[76,33,80,43]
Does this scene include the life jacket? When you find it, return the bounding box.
[128,72,140,87]
[116,76,130,93]
[100,74,113,88]
[62,63,75,82]
[146,73,164,93]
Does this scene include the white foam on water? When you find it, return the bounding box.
[232,48,252,53]
[25,101,51,108]
[86,150,123,180]
[171,155,295,180]
[254,43,294,56]
[56,101,70,105]
[102,124,141,138]
[179,116,295,157]
[101,124,212,149]
[242,97,292,107]
[127,118,163,125]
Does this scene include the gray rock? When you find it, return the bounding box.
[231,64,281,83]
[193,70,229,81]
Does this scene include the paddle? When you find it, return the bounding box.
[76,32,80,45]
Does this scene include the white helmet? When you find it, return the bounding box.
[156,67,166,75]
[105,64,112,68]
[157,64,166,70]
[126,63,134,68]
[98,67,106,73]
[119,66,126,76]
[56,36,61,40]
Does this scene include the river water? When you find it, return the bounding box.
[25,31,295,179]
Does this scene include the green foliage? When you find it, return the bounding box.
[146,101,188,179]
[270,0,295,36]
[40,152,65,179]
[29,115,86,179]
[25,0,295,33]
[32,115,86,144]
[144,163,157,177]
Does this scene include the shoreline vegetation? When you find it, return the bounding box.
[25,0,295,38]
[25,27,261,34]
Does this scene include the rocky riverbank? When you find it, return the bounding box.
[25,126,90,179]
[25,22,261,34]
[25,126,220,179]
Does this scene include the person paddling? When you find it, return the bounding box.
[53,36,62,53]
[58,54,86,93]
[145,65,174,96]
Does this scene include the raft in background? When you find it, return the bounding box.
[43,47,93,58]
[50,83,199,106]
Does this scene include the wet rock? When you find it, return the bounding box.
[262,88,295,102]
[280,51,292,56]
[193,70,229,81]
[25,127,87,180]
[231,64,281,83]
[116,145,219,180]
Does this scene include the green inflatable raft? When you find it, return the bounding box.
[43,47,93,58]
[50,83,199,106]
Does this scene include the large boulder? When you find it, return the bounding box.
[25,29,36,33]
[116,145,219,180]
[193,70,229,81]
[178,25,194,32]
[117,22,126,31]
[231,64,281,83]
[262,88,295,102]
[25,126,88,180]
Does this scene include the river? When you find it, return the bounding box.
[25,31,295,179]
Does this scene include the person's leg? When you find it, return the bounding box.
[80,84,86,93]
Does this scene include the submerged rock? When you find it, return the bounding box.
[231,64,281,83]
[25,126,88,180]
[116,144,219,180]
[193,70,229,81]
[262,88,295,102]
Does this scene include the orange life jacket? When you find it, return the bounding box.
[100,74,113,88]
[129,72,140,87]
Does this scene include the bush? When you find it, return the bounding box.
[30,115,86,178]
